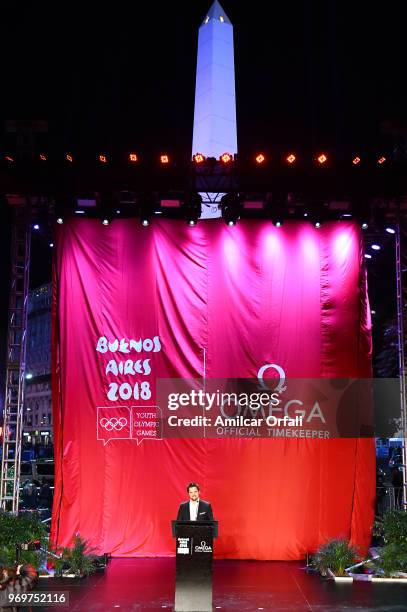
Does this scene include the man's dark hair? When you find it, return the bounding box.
[187,482,200,492]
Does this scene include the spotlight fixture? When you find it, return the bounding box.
[184,192,202,226]
[160,154,169,164]
[220,152,232,164]
[65,154,73,162]
[273,219,283,227]
[139,200,153,226]
[102,218,110,226]
[286,154,296,164]
[99,154,107,163]
[56,218,64,224]
[49,243,54,248]
[314,221,321,228]
[193,153,205,164]
[33,224,40,230]
[5,155,14,162]
[371,244,381,250]
[352,156,361,165]
[317,154,327,165]
[377,156,386,165]
[129,153,138,162]
[364,253,372,259]
[385,227,396,234]
[361,222,368,229]
[221,192,241,226]
[255,153,265,164]
[39,154,47,161]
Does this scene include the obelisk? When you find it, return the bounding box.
[192,1,237,161]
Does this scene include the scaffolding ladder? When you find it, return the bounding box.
[0,205,31,512]
[396,220,407,507]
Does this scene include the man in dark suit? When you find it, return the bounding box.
[177,482,214,521]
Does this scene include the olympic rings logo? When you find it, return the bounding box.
[99,417,128,431]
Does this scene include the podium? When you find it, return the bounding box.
[172,520,218,612]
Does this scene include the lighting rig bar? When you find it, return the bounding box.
[0,150,407,200]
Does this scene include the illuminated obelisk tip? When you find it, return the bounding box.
[192,1,237,160]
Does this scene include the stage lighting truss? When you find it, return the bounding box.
[1,150,397,167]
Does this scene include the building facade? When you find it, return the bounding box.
[23,283,52,452]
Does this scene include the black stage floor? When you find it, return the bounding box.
[36,558,407,611]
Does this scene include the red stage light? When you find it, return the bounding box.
[377,156,386,165]
[352,156,361,165]
[255,153,265,164]
[194,153,205,164]
[286,154,296,164]
[160,154,169,164]
[66,154,73,162]
[220,152,232,164]
[129,153,138,162]
[40,154,47,161]
[5,155,14,162]
[99,154,107,163]
[317,153,327,164]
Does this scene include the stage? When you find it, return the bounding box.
[37,558,407,611]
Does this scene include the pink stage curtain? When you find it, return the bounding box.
[50,218,375,560]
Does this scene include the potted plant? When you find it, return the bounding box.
[369,509,407,580]
[0,510,47,570]
[53,535,97,577]
[313,539,358,581]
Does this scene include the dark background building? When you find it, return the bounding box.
[24,284,52,451]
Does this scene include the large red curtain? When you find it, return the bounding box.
[51,218,375,560]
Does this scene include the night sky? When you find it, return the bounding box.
[0,1,404,386]
[1,1,406,157]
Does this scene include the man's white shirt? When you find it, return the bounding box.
[189,499,199,521]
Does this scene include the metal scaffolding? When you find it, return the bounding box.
[0,204,31,512]
[395,220,407,506]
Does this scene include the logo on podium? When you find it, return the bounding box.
[177,537,191,555]
[194,541,212,553]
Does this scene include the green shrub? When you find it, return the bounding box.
[373,541,407,577]
[381,510,407,545]
[0,511,47,569]
[313,539,358,576]
[371,510,407,577]
[53,535,97,577]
